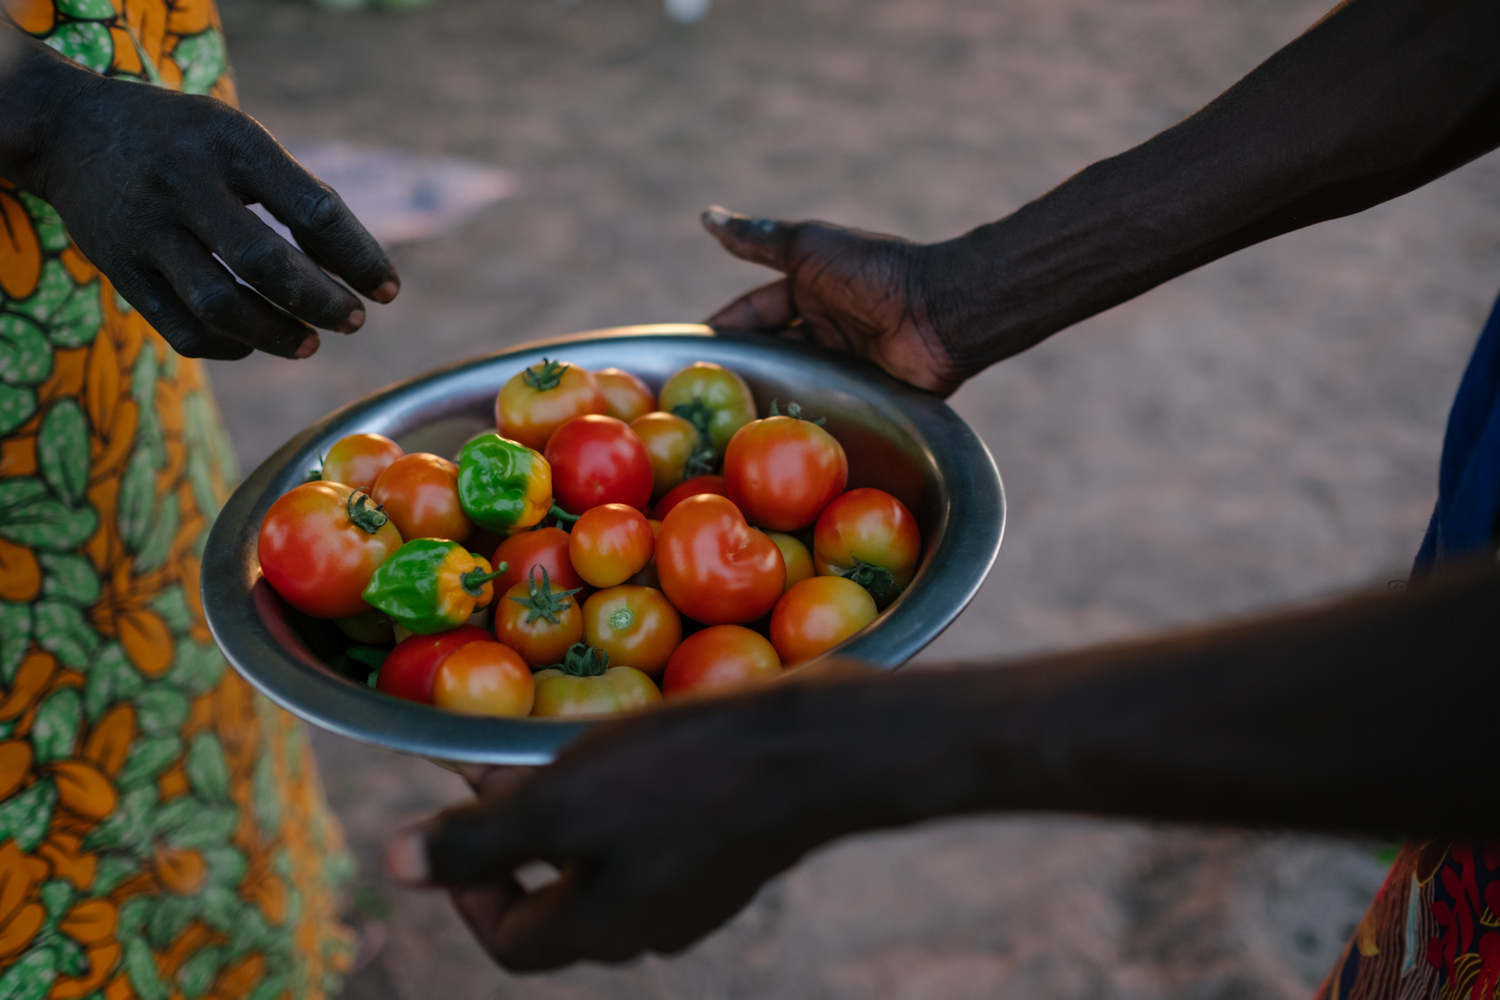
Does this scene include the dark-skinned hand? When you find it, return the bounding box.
[0,34,398,360]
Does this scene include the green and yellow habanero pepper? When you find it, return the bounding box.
[361,538,507,634]
[458,433,552,534]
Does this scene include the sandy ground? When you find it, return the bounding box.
[205,0,1500,996]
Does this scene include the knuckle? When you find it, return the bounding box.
[184,283,238,325]
[232,235,295,287]
[296,188,347,235]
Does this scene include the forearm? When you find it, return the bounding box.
[926,0,1500,370]
[0,29,98,197]
[760,560,1500,842]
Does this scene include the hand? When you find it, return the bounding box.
[386,663,876,971]
[1,39,398,360]
[702,207,974,395]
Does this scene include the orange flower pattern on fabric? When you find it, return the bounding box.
[0,4,353,999]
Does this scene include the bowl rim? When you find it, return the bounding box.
[202,325,1005,764]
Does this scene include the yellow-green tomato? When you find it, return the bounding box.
[765,532,815,592]
[531,666,662,717]
[582,585,682,678]
[658,362,757,456]
[631,411,706,498]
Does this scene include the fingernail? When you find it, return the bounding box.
[372,278,400,304]
[337,308,365,334]
[385,830,430,883]
[293,333,320,359]
[705,205,736,227]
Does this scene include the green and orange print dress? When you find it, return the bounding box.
[0,4,356,999]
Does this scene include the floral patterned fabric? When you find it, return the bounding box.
[0,4,355,999]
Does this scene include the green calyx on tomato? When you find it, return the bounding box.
[669,398,728,476]
[829,557,900,605]
[767,399,826,426]
[544,642,611,678]
[346,488,390,533]
[362,538,505,634]
[457,434,552,532]
[509,566,583,625]
[521,357,569,392]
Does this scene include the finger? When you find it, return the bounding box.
[482,868,608,971]
[388,786,548,887]
[107,264,259,361]
[705,278,798,331]
[146,235,317,358]
[185,200,367,333]
[701,205,799,273]
[231,127,400,302]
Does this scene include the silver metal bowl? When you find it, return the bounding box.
[202,325,1005,764]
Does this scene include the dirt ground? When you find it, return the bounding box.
[205,0,1500,997]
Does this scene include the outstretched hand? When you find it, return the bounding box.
[702,207,973,396]
[1,37,398,361]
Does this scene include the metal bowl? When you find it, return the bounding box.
[202,325,1004,764]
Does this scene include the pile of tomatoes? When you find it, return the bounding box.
[256,359,921,719]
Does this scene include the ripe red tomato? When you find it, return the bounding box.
[813,488,922,608]
[595,368,656,424]
[544,414,653,514]
[631,411,706,499]
[724,410,848,531]
[494,569,584,666]
[581,585,681,677]
[662,625,781,696]
[433,641,535,716]
[371,453,473,544]
[766,532,815,592]
[496,358,607,451]
[377,624,492,703]
[653,474,729,520]
[490,526,588,597]
[258,482,404,619]
[769,576,878,664]
[569,504,654,588]
[321,433,404,490]
[656,494,785,624]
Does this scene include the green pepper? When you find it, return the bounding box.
[361,538,507,635]
[457,433,552,534]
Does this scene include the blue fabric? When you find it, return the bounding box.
[1413,289,1500,574]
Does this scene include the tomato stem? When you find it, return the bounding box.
[832,558,900,603]
[345,489,390,533]
[548,504,580,525]
[508,566,583,624]
[608,607,635,631]
[521,357,569,392]
[768,399,827,426]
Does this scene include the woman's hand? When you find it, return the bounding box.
[0,35,398,360]
[702,207,977,396]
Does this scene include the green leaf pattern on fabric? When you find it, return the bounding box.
[44,22,114,74]
[31,688,81,764]
[37,399,90,506]
[0,780,57,852]
[0,314,53,386]
[39,552,100,605]
[0,383,38,436]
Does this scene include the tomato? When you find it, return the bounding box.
[581,585,681,677]
[496,358,607,451]
[490,526,588,597]
[766,532,815,592]
[568,504,654,588]
[371,453,473,544]
[494,568,584,666]
[530,643,662,716]
[658,362,757,456]
[433,641,535,716]
[375,624,492,703]
[769,576,877,664]
[724,407,848,531]
[814,489,922,607]
[258,482,403,619]
[662,625,781,696]
[595,368,656,423]
[321,433,404,490]
[544,414,653,514]
[653,474,729,520]
[631,411,709,499]
[656,494,785,624]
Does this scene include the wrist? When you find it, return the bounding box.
[0,37,102,199]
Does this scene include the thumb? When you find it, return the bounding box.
[386,788,548,887]
[702,206,799,273]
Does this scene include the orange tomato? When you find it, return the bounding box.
[433,642,535,716]
[813,488,922,608]
[495,358,606,451]
[321,433,404,490]
[582,585,682,677]
[769,576,877,664]
[371,453,473,544]
[631,411,705,498]
[595,368,656,423]
[569,504,654,588]
[662,625,781,696]
[494,569,584,667]
[724,410,847,531]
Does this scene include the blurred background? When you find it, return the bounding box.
[205,0,1500,996]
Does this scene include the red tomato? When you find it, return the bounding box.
[769,576,878,664]
[495,570,584,666]
[656,494,785,624]
[433,641,535,716]
[662,625,781,696]
[258,482,404,619]
[377,624,492,703]
[371,453,473,544]
[569,504,654,588]
[321,433,404,490]
[595,368,656,423]
[544,414,653,514]
[490,527,588,596]
[724,412,848,531]
[582,585,682,677]
[496,358,607,451]
[766,532,815,592]
[653,474,729,520]
[631,411,705,499]
[813,489,922,608]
